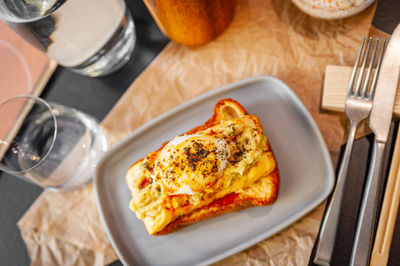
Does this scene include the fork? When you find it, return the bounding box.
[313,37,386,266]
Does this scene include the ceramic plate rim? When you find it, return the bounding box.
[94,76,335,265]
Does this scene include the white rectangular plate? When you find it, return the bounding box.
[94,76,334,266]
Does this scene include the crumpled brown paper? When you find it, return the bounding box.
[18,0,376,265]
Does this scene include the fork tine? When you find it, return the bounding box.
[354,37,372,96]
[347,37,366,96]
[368,39,386,100]
[361,38,379,98]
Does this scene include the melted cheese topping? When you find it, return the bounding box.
[127,115,275,234]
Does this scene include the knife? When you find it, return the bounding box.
[350,24,400,266]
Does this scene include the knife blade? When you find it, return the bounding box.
[350,24,400,266]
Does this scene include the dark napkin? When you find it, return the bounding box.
[308,122,398,265]
[372,0,400,34]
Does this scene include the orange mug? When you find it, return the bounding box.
[143,0,237,46]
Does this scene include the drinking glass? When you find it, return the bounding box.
[0,95,107,191]
[0,0,136,77]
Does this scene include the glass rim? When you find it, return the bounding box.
[0,1,65,23]
[0,95,58,174]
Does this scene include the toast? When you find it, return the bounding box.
[126,99,279,235]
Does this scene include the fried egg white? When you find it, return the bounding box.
[152,134,231,195]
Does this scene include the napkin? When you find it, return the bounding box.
[308,123,397,266]
[17,0,376,265]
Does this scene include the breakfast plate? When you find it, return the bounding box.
[94,76,335,265]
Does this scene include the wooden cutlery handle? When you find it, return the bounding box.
[322,65,400,116]
[370,127,400,266]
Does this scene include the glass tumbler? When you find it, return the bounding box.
[0,0,136,77]
[0,95,107,191]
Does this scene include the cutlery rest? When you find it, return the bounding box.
[322,65,400,116]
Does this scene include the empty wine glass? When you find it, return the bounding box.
[0,95,107,191]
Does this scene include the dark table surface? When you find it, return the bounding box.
[1,0,400,265]
[0,1,168,265]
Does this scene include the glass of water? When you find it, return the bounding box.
[0,0,136,77]
[0,95,107,191]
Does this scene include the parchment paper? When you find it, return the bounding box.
[18,0,376,265]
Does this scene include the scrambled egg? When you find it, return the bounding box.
[126,115,276,234]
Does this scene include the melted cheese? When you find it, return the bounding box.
[127,115,275,234]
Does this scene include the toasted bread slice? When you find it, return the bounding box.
[155,169,279,234]
[126,98,279,235]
